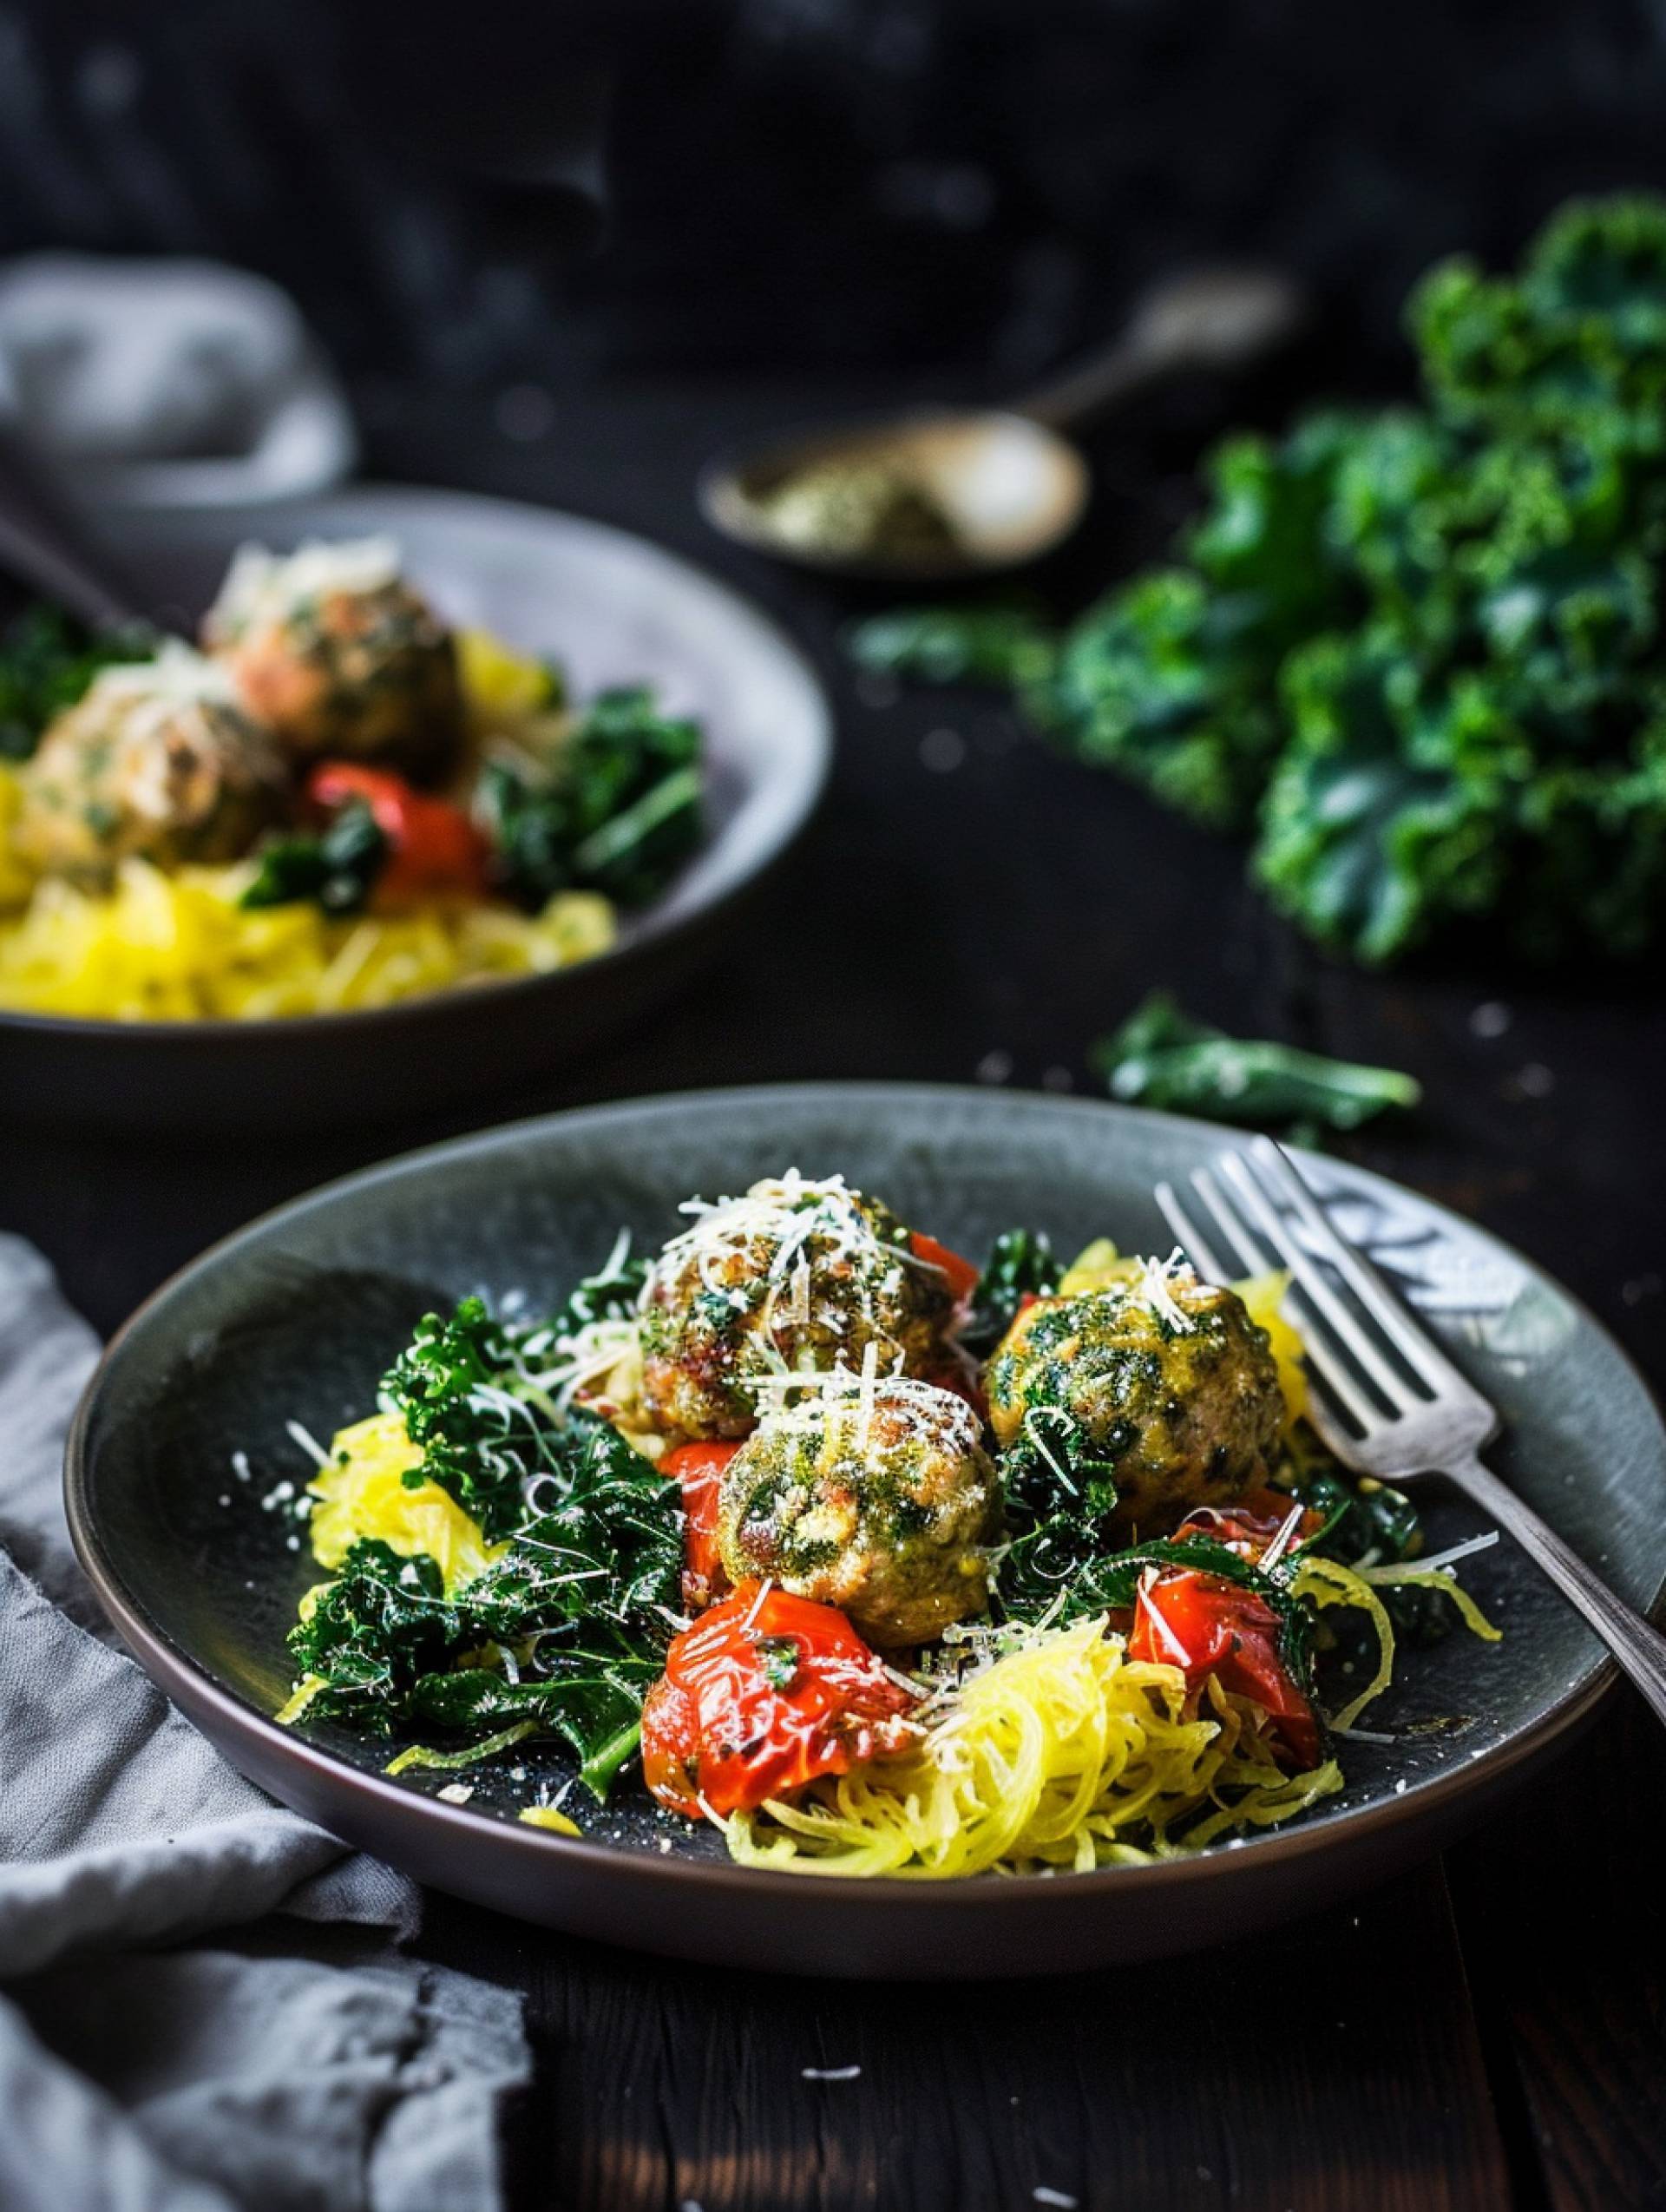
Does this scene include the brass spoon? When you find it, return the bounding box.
[699,265,1305,584]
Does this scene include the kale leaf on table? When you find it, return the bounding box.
[848,604,1056,688]
[849,194,1666,968]
[1092,991,1420,1134]
[0,606,157,760]
[478,685,704,911]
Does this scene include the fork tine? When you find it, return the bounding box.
[1246,1138,1471,1396]
[1193,1163,1386,1432]
[1187,1167,1266,1280]
[1153,1179,1230,1284]
[1216,1151,1419,1415]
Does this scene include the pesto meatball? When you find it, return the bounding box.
[204,538,462,782]
[15,648,286,881]
[718,1375,997,1646]
[639,1174,956,1441]
[985,1263,1284,1536]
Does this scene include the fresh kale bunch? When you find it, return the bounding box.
[0,606,157,760]
[478,686,704,911]
[851,195,1666,968]
[291,1408,682,1796]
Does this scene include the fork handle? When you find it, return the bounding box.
[1444,1450,1666,1730]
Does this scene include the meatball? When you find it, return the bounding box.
[203,538,462,782]
[639,1174,957,1441]
[984,1262,1284,1536]
[718,1375,998,1647]
[15,648,286,881]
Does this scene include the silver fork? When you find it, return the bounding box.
[1156,1134,1666,1729]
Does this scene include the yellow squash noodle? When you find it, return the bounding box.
[0,850,614,1021]
[305,1410,503,1592]
[726,1614,1345,1880]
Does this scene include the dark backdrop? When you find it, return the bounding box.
[6,0,1666,400]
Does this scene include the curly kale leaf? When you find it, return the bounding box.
[1184,411,1367,636]
[0,606,157,761]
[408,1665,649,1796]
[289,1410,682,1796]
[1093,992,1420,1132]
[479,686,703,911]
[1254,634,1518,962]
[1294,1461,1453,1648]
[1413,194,1666,443]
[1033,570,1285,831]
[956,1229,1061,1357]
[382,1267,655,1534]
[379,1296,549,1540]
[239,798,388,915]
[993,1406,1125,1615]
[1259,628,1666,962]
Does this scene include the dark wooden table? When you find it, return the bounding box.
[7,375,1663,2212]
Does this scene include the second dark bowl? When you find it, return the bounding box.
[0,487,830,1130]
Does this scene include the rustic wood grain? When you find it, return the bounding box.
[415,1861,1512,2212]
[1449,1699,1666,2212]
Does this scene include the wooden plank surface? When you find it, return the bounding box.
[422,1862,1512,2212]
[1449,1697,1666,2212]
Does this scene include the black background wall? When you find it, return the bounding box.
[4,0,1666,404]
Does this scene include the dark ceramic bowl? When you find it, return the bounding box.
[0,489,830,1132]
[67,1085,1666,1978]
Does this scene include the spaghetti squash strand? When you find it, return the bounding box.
[0,856,615,1021]
[1290,1552,1396,1730]
[726,1616,1342,1880]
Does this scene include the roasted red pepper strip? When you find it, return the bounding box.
[306,761,489,904]
[641,1584,918,1820]
[1128,1566,1321,1770]
[908,1231,981,1308]
[660,1441,738,1614]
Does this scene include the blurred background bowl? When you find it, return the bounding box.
[0,483,830,1131]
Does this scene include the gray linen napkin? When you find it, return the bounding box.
[0,1234,531,2212]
